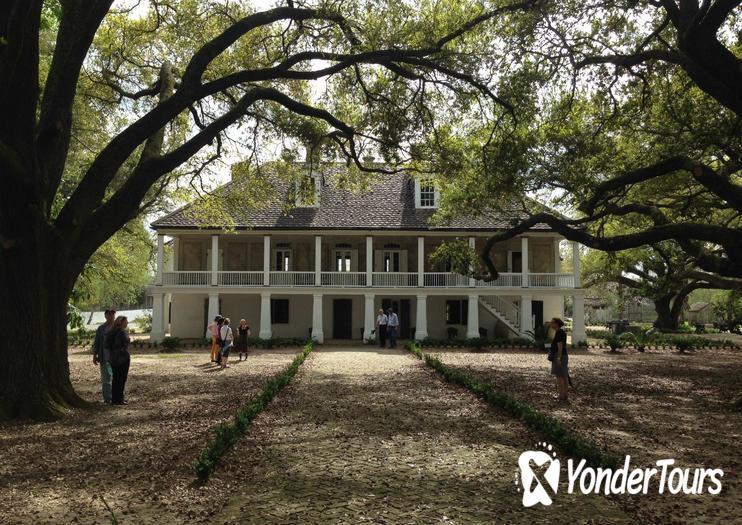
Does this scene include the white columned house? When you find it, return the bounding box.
[149,163,585,345]
[415,294,428,340]
[259,291,271,339]
[155,234,164,286]
[210,234,219,286]
[262,235,271,286]
[363,293,375,341]
[312,293,324,343]
[365,236,373,287]
[571,242,587,343]
[466,294,480,338]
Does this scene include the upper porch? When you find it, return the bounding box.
[153,231,581,290]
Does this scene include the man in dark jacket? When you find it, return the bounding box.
[92,309,116,404]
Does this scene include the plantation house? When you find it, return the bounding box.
[149,164,587,343]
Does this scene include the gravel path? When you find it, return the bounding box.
[211,347,632,524]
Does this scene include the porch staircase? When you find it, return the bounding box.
[479,296,520,336]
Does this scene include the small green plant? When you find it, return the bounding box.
[674,338,696,352]
[525,323,549,352]
[604,334,626,352]
[160,336,181,352]
[620,329,652,352]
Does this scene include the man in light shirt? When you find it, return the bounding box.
[375,308,388,348]
[387,308,399,349]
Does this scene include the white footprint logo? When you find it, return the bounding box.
[516,442,560,507]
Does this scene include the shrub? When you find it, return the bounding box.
[193,342,314,480]
[134,313,152,333]
[604,334,626,352]
[160,336,181,352]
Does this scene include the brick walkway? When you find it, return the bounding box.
[212,348,632,524]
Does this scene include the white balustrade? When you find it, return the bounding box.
[372,272,418,287]
[269,271,315,286]
[481,295,520,328]
[218,271,263,286]
[423,272,471,287]
[529,273,575,287]
[321,272,367,287]
[161,271,210,286]
[475,272,522,287]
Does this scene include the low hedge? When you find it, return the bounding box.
[406,342,617,469]
[418,336,536,349]
[601,333,738,350]
[193,341,314,480]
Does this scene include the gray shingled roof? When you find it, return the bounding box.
[151,165,552,232]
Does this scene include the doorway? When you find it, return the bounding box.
[532,300,544,329]
[381,298,411,339]
[333,299,353,339]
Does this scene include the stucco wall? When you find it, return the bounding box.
[170,293,207,338]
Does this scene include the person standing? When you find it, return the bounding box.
[219,318,234,369]
[236,319,251,361]
[106,316,131,406]
[207,315,223,363]
[548,317,569,402]
[92,309,116,404]
[387,307,399,349]
[375,308,388,348]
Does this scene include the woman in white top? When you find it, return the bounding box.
[219,318,234,369]
[375,309,388,348]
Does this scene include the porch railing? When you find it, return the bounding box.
[161,271,210,286]
[218,271,263,286]
[372,272,418,287]
[321,272,367,287]
[475,272,523,287]
[423,272,470,287]
[529,273,575,288]
[269,271,315,287]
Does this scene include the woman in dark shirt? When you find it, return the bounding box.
[105,316,131,405]
[549,317,569,402]
[236,319,251,361]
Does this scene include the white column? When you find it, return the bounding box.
[207,292,219,326]
[572,292,587,345]
[315,235,322,286]
[155,234,164,285]
[468,236,476,287]
[554,239,561,273]
[521,236,529,288]
[520,294,533,337]
[150,292,166,341]
[263,235,271,286]
[415,294,428,340]
[466,294,480,338]
[366,235,373,287]
[363,293,375,342]
[312,293,324,343]
[211,234,219,286]
[572,241,581,288]
[417,236,425,287]
[259,292,272,339]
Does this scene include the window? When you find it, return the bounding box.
[383,250,401,272]
[274,249,292,271]
[415,179,438,208]
[508,251,522,273]
[271,299,289,324]
[446,300,468,325]
[335,250,353,272]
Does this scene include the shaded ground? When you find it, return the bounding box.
[434,347,742,524]
[211,348,631,524]
[0,347,296,524]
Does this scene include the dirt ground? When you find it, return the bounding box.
[434,346,742,525]
[0,347,297,524]
[0,345,739,524]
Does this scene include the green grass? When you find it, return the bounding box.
[192,342,314,480]
[406,342,617,469]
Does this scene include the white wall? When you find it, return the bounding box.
[271,294,313,338]
[170,293,207,338]
[220,294,261,334]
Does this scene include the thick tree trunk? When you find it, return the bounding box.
[653,295,681,331]
[0,225,87,421]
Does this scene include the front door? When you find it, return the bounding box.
[381,298,411,339]
[333,299,353,339]
[532,300,544,329]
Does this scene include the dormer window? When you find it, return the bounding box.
[415,178,439,209]
[296,174,320,208]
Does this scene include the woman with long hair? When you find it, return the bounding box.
[105,316,131,405]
